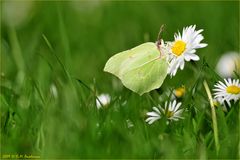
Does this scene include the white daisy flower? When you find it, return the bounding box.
[213,78,240,106]
[145,100,184,124]
[167,25,208,76]
[216,52,240,78]
[96,93,111,109]
[3,1,34,27]
[126,119,134,128]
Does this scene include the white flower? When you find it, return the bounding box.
[96,93,111,109]
[145,100,184,124]
[126,119,134,128]
[2,1,34,28]
[167,25,207,76]
[213,78,240,106]
[216,52,240,78]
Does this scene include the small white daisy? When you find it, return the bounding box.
[96,93,111,109]
[145,100,184,124]
[216,52,240,78]
[167,25,208,76]
[213,78,240,106]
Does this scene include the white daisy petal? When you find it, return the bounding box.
[219,81,227,88]
[147,112,160,117]
[233,79,236,85]
[198,43,208,48]
[189,49,196,54]
[184,54,192,61]
[236,79,239,84]
[171,101,176,109]
[224,79,230,86]
[175,102,182,111]
[146,116,160,124]
[153,106,161,114]
[189,53,200,61]
[228,78,232,85]
[180,60,185,70]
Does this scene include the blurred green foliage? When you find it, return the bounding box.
[0,1,239,159]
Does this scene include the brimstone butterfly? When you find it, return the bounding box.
[104,27,168,95]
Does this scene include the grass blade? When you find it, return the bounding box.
[203,80,220,155]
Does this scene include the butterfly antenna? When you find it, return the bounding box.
[156,24,165,54]
[157,24,165,42]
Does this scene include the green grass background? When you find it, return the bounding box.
[1,1,239,159]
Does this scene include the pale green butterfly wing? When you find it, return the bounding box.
[103,49,135,77]
[104,42,156,77]
[119,43,160,75]
[121,57,168,95]
[104,42,168,95]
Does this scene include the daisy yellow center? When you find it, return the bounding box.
[226,85,240,94]
[172,40,186,56]
[166,110,174,118]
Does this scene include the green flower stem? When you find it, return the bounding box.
[203,80,220,154]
